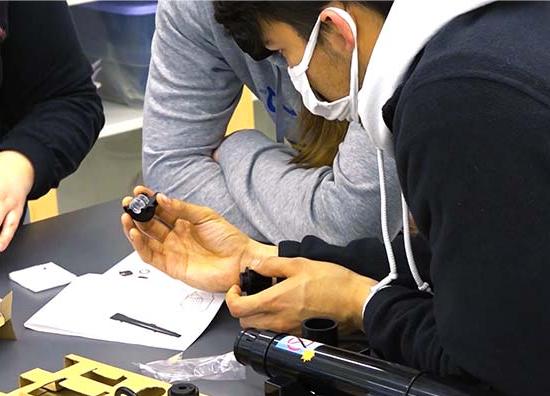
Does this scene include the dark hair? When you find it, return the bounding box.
[214,1,392,60]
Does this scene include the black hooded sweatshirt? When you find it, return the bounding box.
[280,3,550,395]
[0,1,104,200]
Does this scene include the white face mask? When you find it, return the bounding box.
[287,7,360,123]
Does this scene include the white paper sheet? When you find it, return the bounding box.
[25,252,225,351]
[9,262,77,293]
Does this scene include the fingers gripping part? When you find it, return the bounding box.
[239,267,285,296]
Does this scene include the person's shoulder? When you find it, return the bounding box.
[410,2,550,95]
[158,0,215,31]
[156,0,236,55]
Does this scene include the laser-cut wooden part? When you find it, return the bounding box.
[1,355,207,396]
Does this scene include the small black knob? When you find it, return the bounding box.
[169,382,199,396]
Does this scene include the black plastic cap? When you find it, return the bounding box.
[302,317,339,346]
[169,382,199,396]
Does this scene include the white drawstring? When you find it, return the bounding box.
[362,149,432,318]
[401,195,432,293]
[364,149,398,308]
[376,149,398,279]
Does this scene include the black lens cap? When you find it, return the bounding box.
[302,317,339,346]
[169,382,199,396]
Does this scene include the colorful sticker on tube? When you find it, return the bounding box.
[275,335,323,362]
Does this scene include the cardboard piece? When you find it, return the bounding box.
[0,291,16,340]
[0,354,208,396]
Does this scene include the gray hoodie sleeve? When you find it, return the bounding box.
[216,123,403,245]
[144,0,402,245]
[142,0,264,240]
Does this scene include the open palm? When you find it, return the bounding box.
[122,187,259,292]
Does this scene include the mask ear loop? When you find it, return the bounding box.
[289,16,322,76]
[288,7,361,123]
[324,7,360,121]
[327,7,359,122]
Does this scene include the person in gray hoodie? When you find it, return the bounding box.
[143,0,400,245]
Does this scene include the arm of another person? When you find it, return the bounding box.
[0,1,103,249]
[0,1,103,198]
[216,122,402,245]
[363,77,550,395]
[142,0,263,240]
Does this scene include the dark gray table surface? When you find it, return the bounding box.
[0,199,264,395]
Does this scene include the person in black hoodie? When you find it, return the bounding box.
[0,1,104,252]
[121,1,550,395]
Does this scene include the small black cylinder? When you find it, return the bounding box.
[169,382,199,396]
[302,317,338,346]
[239,268,273,295]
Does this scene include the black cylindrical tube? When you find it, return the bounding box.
[234,329,484,396]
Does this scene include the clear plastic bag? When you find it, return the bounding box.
[138,351,246,383]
